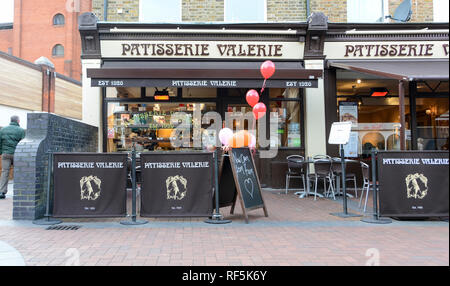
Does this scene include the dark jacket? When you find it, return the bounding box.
[0,122,25,155]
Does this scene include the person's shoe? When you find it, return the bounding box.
[0,193,5,199]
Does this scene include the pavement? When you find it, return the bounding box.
[0,182,448,266]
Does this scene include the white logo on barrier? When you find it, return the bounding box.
[405,173,428,199]
[166,175,187,200]
[80,176,101,201]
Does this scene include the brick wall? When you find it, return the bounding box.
[91,0,438,23]
[182,0,224,22]
[389,0,434,22]
[13,113,97,220]
[92,0,140,21]
[310,0,347,23]
[0,27,13,55]
[267,0,307,22]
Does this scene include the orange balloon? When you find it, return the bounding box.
[228,130,251,148]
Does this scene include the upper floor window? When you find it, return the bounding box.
[347,0,388,23]
[53,13,65,26]
[434,0,449,22]
[140,0,182,22]
[52,44,64,57]
[225,0,266,23]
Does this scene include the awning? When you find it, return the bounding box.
[87,61,323,88]
[328,60,449,81]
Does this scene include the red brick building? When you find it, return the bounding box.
[0,0,92,81]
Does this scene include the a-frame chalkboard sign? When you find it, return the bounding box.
[217,148,268,223]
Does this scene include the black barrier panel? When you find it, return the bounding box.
[229,148,264,210]
[378,151,449,217]
[140,152,214,217]
[53,153,128,218]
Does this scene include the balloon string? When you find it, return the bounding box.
[261,79,267,94]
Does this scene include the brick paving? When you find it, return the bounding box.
[0,184,448,266]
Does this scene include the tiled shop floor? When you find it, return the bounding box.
[0,188,448,266]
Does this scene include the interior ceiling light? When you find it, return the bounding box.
[154,88,170,100]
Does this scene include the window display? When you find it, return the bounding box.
[269,88,302,148]
[107,102,216,152]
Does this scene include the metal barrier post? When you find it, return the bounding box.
[205,148,231,224]
[361,149,392,224]
[121,144,147,225]
[330,145,361,218]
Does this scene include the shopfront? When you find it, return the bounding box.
[323,23,449,159]
[78,13,327,188]
[79,13,448,189]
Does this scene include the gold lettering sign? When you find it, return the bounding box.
[101,40,304,59]
[324,41,449,60]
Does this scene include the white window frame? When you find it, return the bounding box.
[224,0,267,23]
[347,0,389,23]
[139,0,182,23]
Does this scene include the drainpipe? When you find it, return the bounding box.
[104,0,108,21]
[306,0,311,19]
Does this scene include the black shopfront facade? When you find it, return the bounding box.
[79,12,448,189]
[322,22,449,159]
[79,12,327,189]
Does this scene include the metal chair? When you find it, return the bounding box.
[285,155,306,195]
[331,158,358,198]
[359,162,371,213]
[313,154,331,160]
[309,158,336,200]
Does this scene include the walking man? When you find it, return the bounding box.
[0,116,25,199]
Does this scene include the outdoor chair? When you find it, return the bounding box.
[309,158,336,200]
[313,154,331,160]
[359,162,372,213]
[331,157,358,198]
[285,155,306,195]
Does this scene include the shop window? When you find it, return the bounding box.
[224,0,266,23]
[53,14,65,26]
[347,0,388,23]
[139,0,182,22]
[269,88,303,148]
[52,44,64,57]
[106,102,216,152]
[434,0,449,22]
[415,97,449,150]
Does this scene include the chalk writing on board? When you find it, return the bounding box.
[234,154,254,177]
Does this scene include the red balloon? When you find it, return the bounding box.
[245,89,260,107]
[252,102,267,120]
[260,60,276,79]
